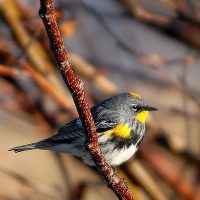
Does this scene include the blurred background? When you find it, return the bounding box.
[0,0,199,199]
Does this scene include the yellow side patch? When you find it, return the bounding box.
[129,92,141,99]
[135,111,149,124]
[106,124,132,138]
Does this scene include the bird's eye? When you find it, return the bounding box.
[131,104,138,112]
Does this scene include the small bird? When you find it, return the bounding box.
[9,92,157,166]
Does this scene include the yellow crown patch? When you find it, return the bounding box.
[129,92,141,99]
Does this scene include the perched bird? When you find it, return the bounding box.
[9,92,157,166]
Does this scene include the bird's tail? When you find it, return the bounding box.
[9,143,37,153]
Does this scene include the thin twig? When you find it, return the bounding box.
[124,160,168,200]
[0,64,21,77]
[53,153,77,200]
[39,0,134,200]
[0,50,75,114]
[140,143,200,200]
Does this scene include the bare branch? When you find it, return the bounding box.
[39,0,135,199]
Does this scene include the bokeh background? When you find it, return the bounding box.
[0,0,199,199]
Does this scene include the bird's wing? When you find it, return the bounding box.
[92,104,121,133]
[44,105,121,145]
[46,119,85,144]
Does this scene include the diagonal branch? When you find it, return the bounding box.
[39,0,135,200]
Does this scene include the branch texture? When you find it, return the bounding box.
[39,0,135,199]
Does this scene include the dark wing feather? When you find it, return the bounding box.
[45,119,85,145]
[45,103,121,145]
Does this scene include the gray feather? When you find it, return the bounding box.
[9,143,37,153]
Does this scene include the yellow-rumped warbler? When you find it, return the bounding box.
[9,92,157,166]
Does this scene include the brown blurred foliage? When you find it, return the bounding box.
[0,0,199,200]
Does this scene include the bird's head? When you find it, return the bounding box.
[125,92,157,124]
[93,92,157,139]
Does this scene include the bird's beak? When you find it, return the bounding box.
[145,105,158,111]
